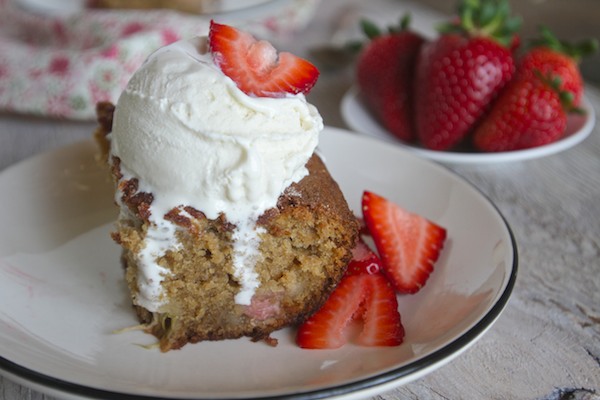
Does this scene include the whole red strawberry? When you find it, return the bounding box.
[519,27,598,107]
[356,16,425,142]
[472,72,574,151]
[414,0,521,150]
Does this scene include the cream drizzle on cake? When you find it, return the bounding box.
[109,36,323,310]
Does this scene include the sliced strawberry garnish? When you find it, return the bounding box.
[296,275,365,349]
[346,238,382,276]
[208,20,319,98]
[358,273,405,346]
[296,263,403,349]
[362,191,447,294]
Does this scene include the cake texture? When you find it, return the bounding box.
[97,24,359,351]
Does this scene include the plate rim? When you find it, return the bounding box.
[341,85,596,164]
[0,131,518,400]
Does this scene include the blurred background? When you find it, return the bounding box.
[0,0,598,122]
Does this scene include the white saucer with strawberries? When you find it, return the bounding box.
[342,86,595,164]
[344,1,598,164]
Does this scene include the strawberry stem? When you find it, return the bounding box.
[361,14,413,39]
[529,26,599,62]
[395,14,411,33]
[438,0,521,47]
[360,19,381,40]
[459,0,476,32]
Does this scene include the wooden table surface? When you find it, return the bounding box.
[1,0,599,399]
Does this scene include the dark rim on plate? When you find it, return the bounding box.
[0,138,519,400]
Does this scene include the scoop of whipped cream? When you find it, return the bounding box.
[110,36,323,310]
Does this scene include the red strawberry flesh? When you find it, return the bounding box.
[208,21,319,98]
[296,240,404,349]
[362,191,447,293]
[346,239,382,276]
[358,274,404,346]
[296,275,367,349]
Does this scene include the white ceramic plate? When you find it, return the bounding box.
[341,86,596,164]
[0,128,517,400]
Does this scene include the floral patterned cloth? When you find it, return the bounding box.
[0,0,318,120]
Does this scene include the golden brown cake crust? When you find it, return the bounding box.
[96,102,359,351]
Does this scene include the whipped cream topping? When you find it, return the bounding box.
[110,36,323,310]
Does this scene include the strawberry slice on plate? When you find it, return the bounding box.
[362,191,447,294]
[208,20,319,97]
[357,273,405,347]
[296,274,365,349]
[345,238,382,276]
[296,242,404,349]
[296,274,404,349]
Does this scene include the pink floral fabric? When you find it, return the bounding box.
[0,0,318,120]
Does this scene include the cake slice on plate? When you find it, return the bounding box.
[94,21,359,351]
